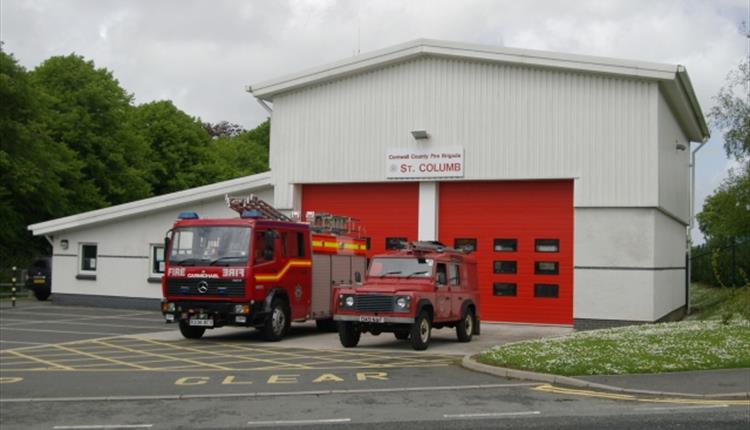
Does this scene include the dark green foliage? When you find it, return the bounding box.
[209,121,270,181]
[0,50,93,265]
[130,100,215,195]
[0,47,269,270]
[30,54,153,205]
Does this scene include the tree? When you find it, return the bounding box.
[0,49,94,265]
[709,59,750,161]
[698,57,750,244]
[697,166,750,242]
[30,54,152,206]
[202,121,245,139]
[208,127,269,181]
[130,100,218,195]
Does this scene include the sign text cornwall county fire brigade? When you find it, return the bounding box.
[386,147,464,179]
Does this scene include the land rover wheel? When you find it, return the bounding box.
[394,330,409,340]
[262,298,290,341]
[178,320,205,339]
[410,311,432,350]
[338,322,361,347]
[456,308,474,342]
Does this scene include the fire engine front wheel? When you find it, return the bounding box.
[178,321,205,339]
[410,311,432,351]
[338,322,361,347]
[262,298,290,341]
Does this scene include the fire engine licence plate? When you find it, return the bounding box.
[189,319,214,327]
[359,316,385,323]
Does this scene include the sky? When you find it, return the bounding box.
[1,0,748,243]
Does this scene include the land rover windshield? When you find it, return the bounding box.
[169,226,251,267]
[368,257,434,278]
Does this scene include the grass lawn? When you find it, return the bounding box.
[477,319,750,376]
[688,283,750,321]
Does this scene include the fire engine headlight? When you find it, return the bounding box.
[394,296,411,311]
[162,302,176,313]
[345,296,355,307]
[233,304,250,314]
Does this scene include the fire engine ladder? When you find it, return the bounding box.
[225,195,292,222]
[306,212,361,236]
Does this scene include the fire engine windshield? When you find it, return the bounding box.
[368,257,434,278]
[169,226,251,267]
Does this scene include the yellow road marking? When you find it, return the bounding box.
[216,343,379,368]
[53,344,152,370]
[137,338,309,369]
[533,384,750,406]
[92,340,230,371]
[6,349,73,371]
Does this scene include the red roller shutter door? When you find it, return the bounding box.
[302,183,419,257]
[439,180,573,325]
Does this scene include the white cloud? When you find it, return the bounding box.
[2,0,746,128]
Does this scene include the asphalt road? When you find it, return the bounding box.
[1,301,749,430]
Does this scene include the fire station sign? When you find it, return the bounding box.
[386,147,464,179]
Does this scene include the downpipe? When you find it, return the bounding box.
[687,137,708,314]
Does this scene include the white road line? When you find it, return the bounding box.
[247,418,351,426]
[1,318,162,330]
[443,411,541,418]
[636,404,730,411]
[52,425,153,429]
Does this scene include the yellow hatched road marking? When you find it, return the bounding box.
[134,338,304,370]
[53,344,152,370]
[5,349,74,370]
[93,340,231,371]
[533,384,750,406]
[215,343,380,368]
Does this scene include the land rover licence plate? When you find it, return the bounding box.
[189,319,214,327]
[359,316,385,323]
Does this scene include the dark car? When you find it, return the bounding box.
[25,257,52,301]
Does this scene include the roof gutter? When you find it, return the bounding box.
[246,86,273,114]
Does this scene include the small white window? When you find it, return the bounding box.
[79,243,97,274]
[150,244,165,277]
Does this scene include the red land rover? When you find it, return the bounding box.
[332,242,480,350]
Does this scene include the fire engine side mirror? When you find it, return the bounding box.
[164,229,173,255]
[354,272,362,283]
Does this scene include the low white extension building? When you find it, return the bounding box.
[30,40,709,328]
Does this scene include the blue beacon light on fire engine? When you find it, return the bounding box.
[241,210,262,218]
[177,211,199,220]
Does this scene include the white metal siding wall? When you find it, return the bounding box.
[657,92,691,223]
[270,57,659,209]
[50,188,274,299]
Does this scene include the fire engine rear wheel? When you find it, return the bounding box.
[262,298,290,341]
[456,308,474,343]
[338,322,361,347]
[410,311,432,351]
[178,321,206,339]
[394,330,409,340]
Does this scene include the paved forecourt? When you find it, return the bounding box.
[0,301,528,400]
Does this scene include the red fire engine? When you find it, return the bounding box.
[161,195,367,341]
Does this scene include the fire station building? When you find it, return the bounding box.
[29,39,709,328]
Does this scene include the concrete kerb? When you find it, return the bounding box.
[461,354,750,400]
